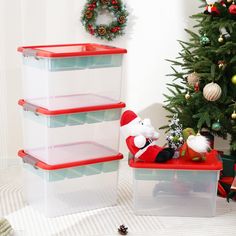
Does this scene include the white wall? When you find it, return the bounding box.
[4,0,229,161]
[20,0,201,109]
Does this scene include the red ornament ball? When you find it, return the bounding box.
[229,4,236,15]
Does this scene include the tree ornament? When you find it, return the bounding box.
[185,92,191,100]
[218,60,226,69]
[229,2,236,15]
[203,82,222,101]
[232,111,236,119]
[205,1,220,15]
[81,0,128,41]
[231,75,236,85]
[218,35,224,43]
[187,72,200,86]
[205,0,226,15]
[212,121,221,131]
[194,82,200,92]
[166,114,184,151]
[219,27,230,39]
[200,34,210,46]
[227,0,233,3]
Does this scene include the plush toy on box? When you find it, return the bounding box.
[180,128,211,161]
[120,110,174,163]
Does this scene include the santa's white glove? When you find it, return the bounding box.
[134,135,146,148]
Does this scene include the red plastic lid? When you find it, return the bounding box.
[18,150,123,170]
[129,150,222,171]
[17,43,127,58]
[18,99,126,115]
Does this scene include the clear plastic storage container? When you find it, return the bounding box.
[19,150,123,217]
[129,150,222,217]
[18,44,127,110]
[19,99,125,165]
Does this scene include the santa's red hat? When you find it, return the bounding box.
[120,110,138,126]
[120,110,140,138]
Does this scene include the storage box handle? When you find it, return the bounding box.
[22,154,39,169]
[22,49,39,60]
[23,103,39,116]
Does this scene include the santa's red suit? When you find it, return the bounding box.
[120,110,173,163]
[125,136,164,162]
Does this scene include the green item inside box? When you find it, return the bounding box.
[25,160,119,182]
[23,54,123,71]
[24,109,120,128]
[135,169,175,181]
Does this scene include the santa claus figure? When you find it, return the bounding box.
[120,110,174,163]
[180,133,211,161]
[205,0,226,15]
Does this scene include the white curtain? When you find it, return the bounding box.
[0,0,22,168]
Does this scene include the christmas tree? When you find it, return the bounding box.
[163,0,236,154]
[166,114,184,150]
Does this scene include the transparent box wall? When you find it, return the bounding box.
[21,54,123,110]
[22,108,122,165]
[23,160,120,217]
[132,168,220,217]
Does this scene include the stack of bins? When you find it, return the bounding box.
[17,44,127,217]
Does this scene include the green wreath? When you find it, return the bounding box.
[81,0,128,41]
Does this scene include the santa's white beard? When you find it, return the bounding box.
[187,135,210,153]
[130,124,156,138]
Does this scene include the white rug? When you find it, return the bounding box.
[1,160,236,236]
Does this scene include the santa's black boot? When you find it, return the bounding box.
[155,148,175,163]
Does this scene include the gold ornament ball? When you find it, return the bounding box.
[218,35,224,43]
[185,93,190,99]
[227,0,233,2]
[231,75,236,85]
[232,112,236,119]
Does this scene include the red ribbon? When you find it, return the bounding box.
[87,3,96,11]
[111,26,120,33]
[88,24,95,35]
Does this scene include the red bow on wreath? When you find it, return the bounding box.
[87,3,96,11]
[112,0,118,5]
[88,24,95,35]
[111,26,120,33]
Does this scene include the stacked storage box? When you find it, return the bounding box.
[18,44,127,217]
[129,150,222,217]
